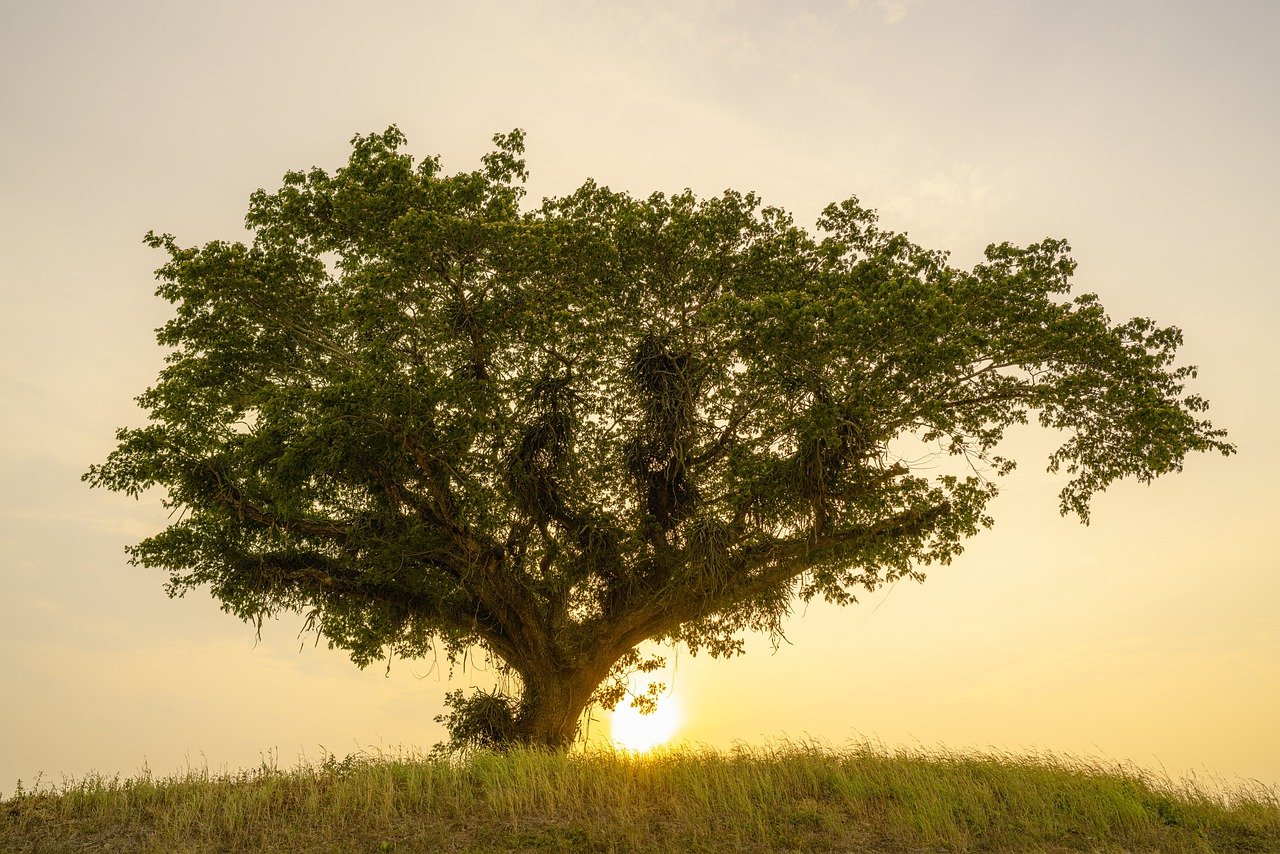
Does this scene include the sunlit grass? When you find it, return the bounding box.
[3,742,1277,852]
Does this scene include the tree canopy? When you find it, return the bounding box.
[86,127,1233,749]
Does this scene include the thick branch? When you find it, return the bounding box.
[604,503,950,652]
[203,460,549,665]
[248,550,522,663]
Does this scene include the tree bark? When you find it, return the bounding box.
[512,667,601,750]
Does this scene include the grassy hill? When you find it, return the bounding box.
[3,743,1277,852]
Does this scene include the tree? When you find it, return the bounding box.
[86,127,1233,750]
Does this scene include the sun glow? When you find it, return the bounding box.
[609,681,683,752]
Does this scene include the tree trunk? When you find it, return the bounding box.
[513,668,599,750]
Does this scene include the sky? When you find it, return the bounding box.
[2,0,1278,796]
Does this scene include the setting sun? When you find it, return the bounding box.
[610,682,683,752]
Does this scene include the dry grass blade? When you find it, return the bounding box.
[3,742,1277,852]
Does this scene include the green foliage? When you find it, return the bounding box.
[85,126,1233,746]
[433,689,519,754]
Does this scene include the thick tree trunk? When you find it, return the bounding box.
[512,668,600,750]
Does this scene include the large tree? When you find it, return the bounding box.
[87,128,1233,750]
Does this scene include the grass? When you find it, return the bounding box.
[3,742,1277,852]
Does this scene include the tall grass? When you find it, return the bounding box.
[3,742,1277,852]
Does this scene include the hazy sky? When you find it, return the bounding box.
[2,0,1277,796]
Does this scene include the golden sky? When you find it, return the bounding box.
[2,0,1277,794]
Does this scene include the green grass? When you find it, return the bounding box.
[3,743,1277,852]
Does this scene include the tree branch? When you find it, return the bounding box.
[608,502,951,650]
[247,550,522,663]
